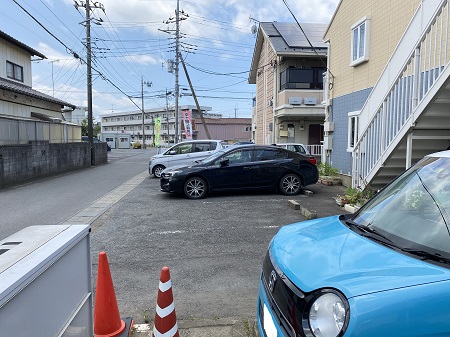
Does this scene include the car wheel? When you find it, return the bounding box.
[184,177,207,199]
[153,165,165,178]
[279,173,302,195]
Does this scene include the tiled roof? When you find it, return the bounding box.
[0,77,75,109]
[0,30,46,59]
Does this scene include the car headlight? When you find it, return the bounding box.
[162,170,180,178]
[307,291,349,337]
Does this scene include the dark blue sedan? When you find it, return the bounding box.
[160,144,319,199]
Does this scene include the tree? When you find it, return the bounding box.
[81,117,101,137]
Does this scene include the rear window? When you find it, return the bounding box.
[256,149,288,161]
[194,142,217,152]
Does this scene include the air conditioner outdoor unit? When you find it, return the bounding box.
[289,97,302,105]
[304,97,317,105]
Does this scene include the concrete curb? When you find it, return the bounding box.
[131,318,258,337]
[288,189,317,219]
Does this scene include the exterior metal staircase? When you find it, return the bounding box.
[353,0,450,191]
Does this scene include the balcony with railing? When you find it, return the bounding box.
[275,67,326,118]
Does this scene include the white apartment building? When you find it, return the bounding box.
[100,105,212,148]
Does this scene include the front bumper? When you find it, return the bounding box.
[160,176,183,193]
[257,275,287,337]
[160,177,172,192]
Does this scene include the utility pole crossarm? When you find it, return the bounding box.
[180,57,211,140]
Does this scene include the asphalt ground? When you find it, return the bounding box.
[85,177,349,337]
[130,182,350,337]
[1,149,350,337]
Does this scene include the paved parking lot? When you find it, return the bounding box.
[89,171,349,336]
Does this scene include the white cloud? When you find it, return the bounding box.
[124,54,160,65]
[99,0,338,41]
[37,43,80,68]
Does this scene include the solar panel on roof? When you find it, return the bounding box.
[273,22,327,48]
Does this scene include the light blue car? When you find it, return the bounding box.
[257,150,450,337]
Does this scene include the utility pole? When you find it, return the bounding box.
[141,77,152,149]
[74,0,104,166]
[180,57,211,139]
[86,1,94,165]
[174,0,180,143]
[160,0,188,144]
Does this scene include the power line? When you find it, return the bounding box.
[185,61,271,77]
[12,0,142,112]
[282,0,333,79]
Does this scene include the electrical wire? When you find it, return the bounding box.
[12,0,143,111]
[282,0,333,79]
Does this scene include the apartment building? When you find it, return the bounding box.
[323,0,450,189]
[248,22,327,155]
[100,105,212,148]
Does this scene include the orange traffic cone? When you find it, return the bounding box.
[152,266,179,337]
[94,252,133,337]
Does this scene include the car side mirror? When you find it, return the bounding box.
[220,159,230,167]
[169,150,177,155]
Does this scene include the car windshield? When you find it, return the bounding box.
[351,156,450,258]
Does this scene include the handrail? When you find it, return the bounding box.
[352,0,450,188]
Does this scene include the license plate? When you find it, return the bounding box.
[263,303,277,337]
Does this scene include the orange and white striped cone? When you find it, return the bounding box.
[152,266,179,337]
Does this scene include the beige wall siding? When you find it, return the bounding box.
[0,39,33,86]
[0,90,64,119]
[255,35,275,144]
[325,0,421,98]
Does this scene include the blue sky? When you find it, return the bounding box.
[2,0,339,119]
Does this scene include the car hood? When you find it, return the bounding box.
[271,215,450,298]
[151,153,166,159]
[164,162,208,172]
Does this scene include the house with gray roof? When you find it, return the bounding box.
[0,30,79,145]
[249,22,327,154]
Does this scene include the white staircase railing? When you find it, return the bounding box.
[352,0,450,188]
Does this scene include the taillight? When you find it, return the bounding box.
[307,157,317,165]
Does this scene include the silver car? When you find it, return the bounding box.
[272,143,309,155]
[149,140,227,178]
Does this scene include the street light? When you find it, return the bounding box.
[49,59,59,97]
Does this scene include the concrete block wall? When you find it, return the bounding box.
[0,141,107,189]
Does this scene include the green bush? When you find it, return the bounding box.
[345,187,376,206]
[318,162,339,176]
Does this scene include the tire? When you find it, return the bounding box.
[152,165,165,178]
[279,173,302,196]
[184,176,207,199]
